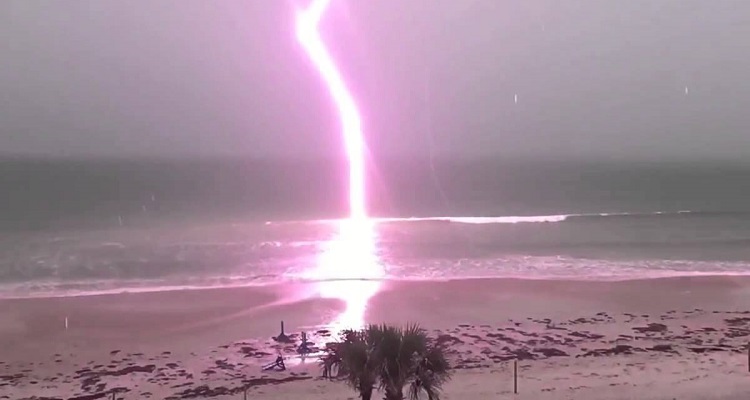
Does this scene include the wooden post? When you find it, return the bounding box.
[111,392,115,400]
[281,321,285,335]
[513,359,518,394]
[747,343,749,373]
[244,388,248,400]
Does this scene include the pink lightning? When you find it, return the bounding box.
[296,0,366,220]
[295,0,382,331]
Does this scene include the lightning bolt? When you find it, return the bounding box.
[295,1,382,331]
[296,0,366,221]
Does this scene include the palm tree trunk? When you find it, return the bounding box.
[383,388,404,400]
[360,387,373,400]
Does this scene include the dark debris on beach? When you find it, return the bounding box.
[6,309,750,399]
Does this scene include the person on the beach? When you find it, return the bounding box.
[275,355,286,371]
[297,331,311,354]
[262,355,286,371]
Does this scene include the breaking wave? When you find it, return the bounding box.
[436,210,743,224]
[267,210,747,226]
[5,209,750,299]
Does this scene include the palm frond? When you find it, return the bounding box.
[325,323,452,400]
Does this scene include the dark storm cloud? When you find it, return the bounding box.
[1,0,749,160]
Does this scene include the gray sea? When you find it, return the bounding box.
[2,157,750,298]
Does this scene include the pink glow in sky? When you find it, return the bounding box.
[296,0,365,220]
[295,0,382,330]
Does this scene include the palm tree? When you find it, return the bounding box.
[373,324,451,400]
[321,329,378,400]
[322,324,451,400]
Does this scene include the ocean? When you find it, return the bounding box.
[2,157,750,298]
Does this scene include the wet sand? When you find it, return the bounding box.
[3,276,750,399]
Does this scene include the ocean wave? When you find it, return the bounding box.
[5,209,750,299]
[5,257,750,299]
[379,215,568,224]
[404,210,750,224]
[266,210,750,226]
[0,273,284,299]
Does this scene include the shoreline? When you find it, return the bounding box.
[4,275,750,399]
[4,274,750,319]
[3,275,750,356]
[4,271,750,301]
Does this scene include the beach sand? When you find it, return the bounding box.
[3,276,750,399]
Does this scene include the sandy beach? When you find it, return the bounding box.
[3,276,750,399]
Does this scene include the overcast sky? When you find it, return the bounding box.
[1,0,749,160]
